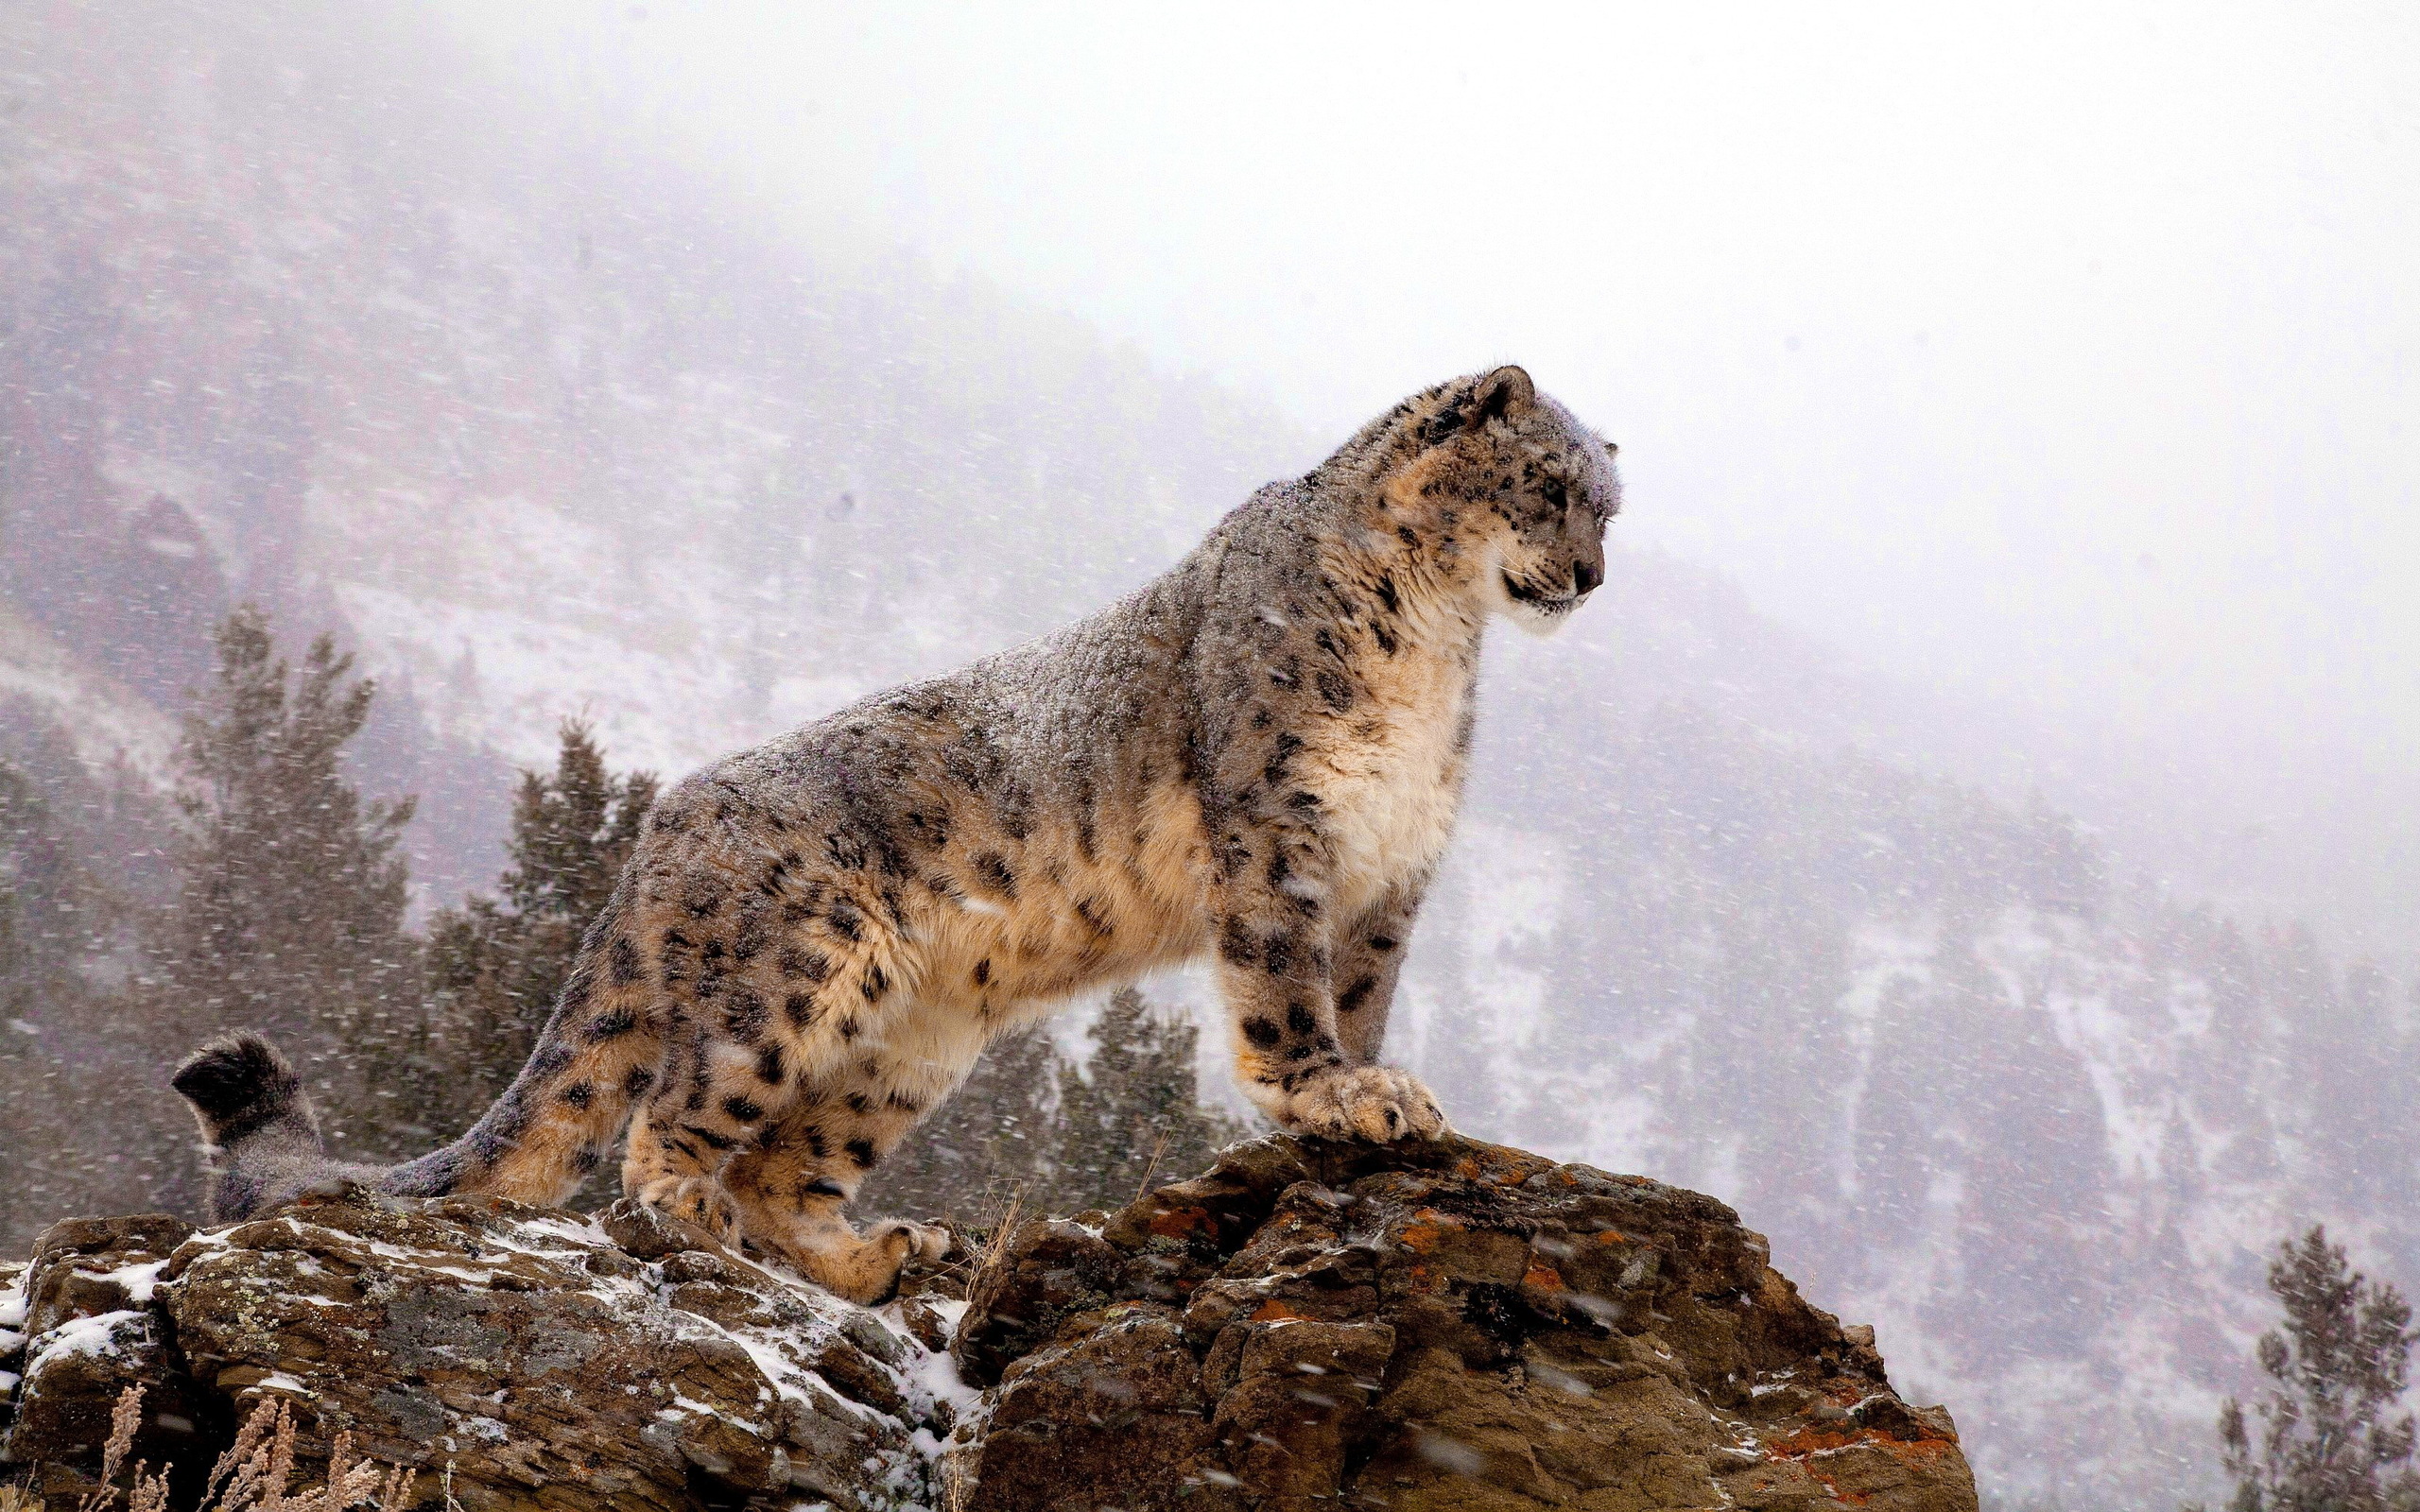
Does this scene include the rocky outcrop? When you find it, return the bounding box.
[0,1199,960,1510]
[942,1136,1975,1511]
[2,1136,1976,1510]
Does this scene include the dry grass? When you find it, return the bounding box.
[73,1386,423,1512]
[958,1185,1030,1303]
[1132,1129,1173,1204]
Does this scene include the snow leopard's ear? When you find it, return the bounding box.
[1471,365,1534,426]
[1422,366,1535,444]
[1604,440,1619,459]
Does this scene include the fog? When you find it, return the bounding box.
[449,0,2420,894]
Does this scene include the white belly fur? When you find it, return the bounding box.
[1308,658,1469,920]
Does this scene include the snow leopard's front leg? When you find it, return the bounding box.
[1212,819,1444,1143]
[1331,876,1430,1069]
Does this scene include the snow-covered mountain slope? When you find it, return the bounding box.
[0,604,178,783]
[9,9,1286,746]
[5,6,2413,1505]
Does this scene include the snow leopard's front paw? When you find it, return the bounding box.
[1273,1065,1449,1143]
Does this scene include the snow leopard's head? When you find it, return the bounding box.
[1408,366,1620,636]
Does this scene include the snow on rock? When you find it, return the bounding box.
[0,1259,26,1413]
[0,1135,1983,1510]
[1,1216,202,1481]
[0,1198,953,1511]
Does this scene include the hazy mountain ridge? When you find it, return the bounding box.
[2,0,1304,889]
[1406,673,2407,1500]
[5,6,2415,1506]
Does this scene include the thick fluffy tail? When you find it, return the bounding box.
[380,902,666,1204]
[172,1033,377,1221]
[174,893,666,1219]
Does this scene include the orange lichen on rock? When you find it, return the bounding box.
[1394,1209,1464,1254]
[1146,1204,1213,1239]
[1451,1143,1557,1188]
[922,1134,1976,1509]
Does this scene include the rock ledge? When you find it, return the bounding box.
[1,1135,1976,1511]
[942,1135,1975,1511]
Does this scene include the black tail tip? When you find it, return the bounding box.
[172,1032,300,1138]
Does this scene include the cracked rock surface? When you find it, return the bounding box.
[2,1134,1975,1511]
[943,1134,1978,1511]
[0,1197,962,1510]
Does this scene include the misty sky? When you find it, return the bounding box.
[442,1,2419,791]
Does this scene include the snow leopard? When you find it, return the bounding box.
[174,365,1621,1304]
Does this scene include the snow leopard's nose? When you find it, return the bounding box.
[1572,558,1603,595]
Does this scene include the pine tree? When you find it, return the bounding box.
[0,757,104,1245]
[152,605,421,1153]
[863,988,1252,1227]
[1046,987,1248,1214]
[858,1027,1065,1228]
[416,721,654,1141]
[0,749,196,1240]
[2207,1225,2420,1512]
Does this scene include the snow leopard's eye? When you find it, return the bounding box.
[1541,477,1567,508]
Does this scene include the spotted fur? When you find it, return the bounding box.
[173,367,1618,1304]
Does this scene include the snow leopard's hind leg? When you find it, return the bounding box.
[612,857,951,1291]
[721,1108,950,1305]
[717,1015,968,1304]
[614,1019,759,1248]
